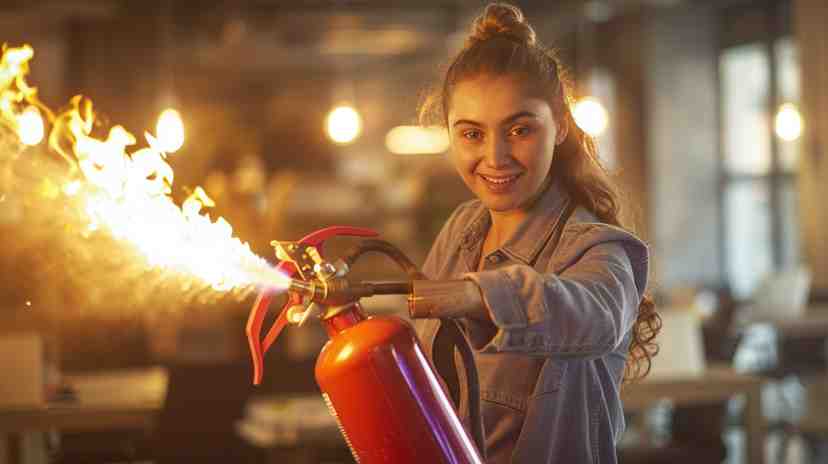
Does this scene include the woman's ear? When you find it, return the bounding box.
[555,118,569,146]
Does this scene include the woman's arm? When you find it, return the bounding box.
[464,240,646,359]
[410,231,648,360]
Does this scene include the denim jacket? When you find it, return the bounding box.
[413,181,649,463]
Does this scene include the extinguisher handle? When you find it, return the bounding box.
[287,226,380,260]
[246,226,380,385]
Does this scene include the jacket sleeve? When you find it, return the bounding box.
[463,226,649,359]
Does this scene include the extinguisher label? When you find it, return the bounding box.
[322,392,361,462]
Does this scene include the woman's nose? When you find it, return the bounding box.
[483,136,511,169]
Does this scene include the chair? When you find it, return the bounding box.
[779,340,828,463]
[618,301,729,464]
[731,270,828,464]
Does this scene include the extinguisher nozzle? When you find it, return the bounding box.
[288,278,316,296]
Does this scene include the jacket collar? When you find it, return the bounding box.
[458,178,571,267]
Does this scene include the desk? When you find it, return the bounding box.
[735,308,828,380]
[237,395,341,448]
[0,367,166,464]
[622,365,765,464]
[742,306,828,338]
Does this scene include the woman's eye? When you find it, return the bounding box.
[509,126,531,137]
[462,129,482,141]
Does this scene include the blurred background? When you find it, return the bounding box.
[0,0,827,463]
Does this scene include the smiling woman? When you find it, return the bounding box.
[447,75,566,219]
[409,3,660,463]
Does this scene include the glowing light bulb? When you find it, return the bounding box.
[17,106,44,145]
[573,97,609,137]
[156,108,185,153]
[326,105,362,144]
[386,126,449,155]
[775,103,802,142]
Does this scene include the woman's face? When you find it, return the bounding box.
[447,74,566,213]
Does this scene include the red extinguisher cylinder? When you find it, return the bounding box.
[316,304,483,464]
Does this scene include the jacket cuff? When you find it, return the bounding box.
[463,270,528,330]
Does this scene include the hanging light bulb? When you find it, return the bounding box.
[774,103,802,142]
[326,105,362,144]
[573,97,608,137]
[386,126,449,155]
[156,108,185,153]
[17,105,44,146]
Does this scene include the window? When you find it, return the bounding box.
[718,1,801,299]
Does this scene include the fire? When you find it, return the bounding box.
[1,44,288,294]
[17,105,43,145]
[0,44,50,146]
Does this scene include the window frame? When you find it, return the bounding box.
[716,0,798,296]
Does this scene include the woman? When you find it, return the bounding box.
[407,3,660,463]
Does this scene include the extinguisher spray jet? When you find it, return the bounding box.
[246,226,485,464]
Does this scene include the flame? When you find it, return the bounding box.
[156,108,184,153]
[0,44,288,294]
[63,180,82,196]
[1,44,51,145]
[17,105,43,145]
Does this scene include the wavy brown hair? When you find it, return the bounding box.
[419,3,660,382]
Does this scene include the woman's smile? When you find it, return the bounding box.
[478,172,524,193]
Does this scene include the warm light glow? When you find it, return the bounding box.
[0,44,289,294]
[386,125,449,155]
[63,180,82,196]
[775,103,802,142]
[573,97,609,137]
[17,105,43,145]
[326,105,361,144]
[156,108,185,153]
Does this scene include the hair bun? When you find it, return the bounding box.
[468,3,536,47]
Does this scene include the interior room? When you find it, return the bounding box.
[0,0,826,463]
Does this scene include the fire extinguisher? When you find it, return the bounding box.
[246,226,485,463]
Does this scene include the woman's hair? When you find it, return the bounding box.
[419,3,660,382]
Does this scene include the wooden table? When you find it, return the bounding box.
[0,367,167,464]
[621,364,765,464]
[238,394,341,448]
[740,306,828,338]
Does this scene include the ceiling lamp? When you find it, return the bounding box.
[326,105,362,145]
[386,126,449,155]
[774,103,802,142]
[573,97,609,137]
[156,108,185,153]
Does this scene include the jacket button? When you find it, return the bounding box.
[487,252,504,264]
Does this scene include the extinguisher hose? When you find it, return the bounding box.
[443,320,487,459]
[343,239,427,280]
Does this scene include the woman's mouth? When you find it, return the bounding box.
[478,173,522,193]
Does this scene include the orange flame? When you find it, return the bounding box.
[17,105,43,145]
[1,45,51,145]
[1,44,288,293]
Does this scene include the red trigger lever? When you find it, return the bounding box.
[245,226,379,385]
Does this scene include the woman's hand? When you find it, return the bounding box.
[408,279,492,322]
